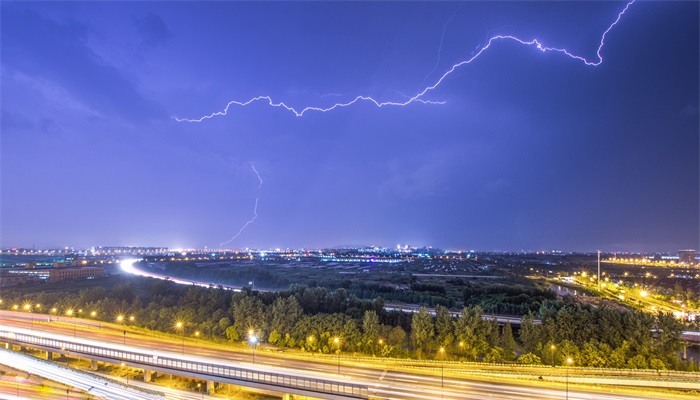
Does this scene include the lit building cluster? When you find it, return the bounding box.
[603,250,698,268]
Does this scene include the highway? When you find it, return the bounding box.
[0,348,159,400]
[1,317,694,400]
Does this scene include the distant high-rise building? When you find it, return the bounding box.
[678,250,696,264]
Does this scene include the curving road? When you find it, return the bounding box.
[1,316,692,400]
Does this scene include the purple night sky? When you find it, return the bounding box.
[1,1,698,252]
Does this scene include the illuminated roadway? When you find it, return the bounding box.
[1,317,693,400]
[0,348,158,400]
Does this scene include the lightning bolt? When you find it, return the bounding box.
[219,163,263,248]
[418,4,462,90]
[174,0,635,123]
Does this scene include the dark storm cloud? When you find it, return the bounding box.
[136,12,172,47]
[1,1,697,251]
[1,6,164,122]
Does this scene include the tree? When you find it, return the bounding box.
[434,305,454,348]
[654,311,683,359]
[627,354,648,369]
[596,304,624,348]
[519,311,539,353]
[649,358,666,372]
[501,322,516,361]
[622,310,654,356]
[608,341,630,368]
[362,310,380,354]
[232,293,265,340]
[410,307,434,358]
[268,329,281,345]
[388,326,407,350]
[559,340,580,364]
[270,296,303,336]
[225,326,239,342]
[517,353,542,365]
[341,318,362,353]
[454,306,489,361]
[580,342,606,368]
[483,346,506,363]
[483,317,500,348]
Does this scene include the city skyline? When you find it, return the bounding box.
[2,1,698,252]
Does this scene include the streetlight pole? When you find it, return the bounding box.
[566,357,573,400]
[117,315,126,344]
[248,329,258,364]
[334,337,341,375]
[438,346,445,399]
[551,344,555,367]
[66,309,76,337]
[24,304,32,330]
[176,322,185,355]
[598,250,601,292]
[439,347,445,388]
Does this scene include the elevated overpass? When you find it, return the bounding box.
[0,326,368,400]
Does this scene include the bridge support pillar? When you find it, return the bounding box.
[143,369,152,383]
[90,359,98,371]
[46,351,53,360]
[207,380,215,394]
[683,344,687,359]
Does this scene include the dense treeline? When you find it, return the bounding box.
[462,281,558,315]
[518,299,693,371]
[2,276,696,371]
[145,261,455,307]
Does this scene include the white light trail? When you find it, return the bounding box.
[173,1,635,123]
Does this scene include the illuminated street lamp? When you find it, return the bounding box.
[333,337,341,374]
[23,303,33,330]
[66,309,76,337]
[90,311,101,330]
[117,315,126,345]
[176,321,185,354]
[550,344,556,367]
[248,329,258,364]
[439,347,446,388]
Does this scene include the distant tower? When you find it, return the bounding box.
[597,250,601,292]
[678,250,696,265]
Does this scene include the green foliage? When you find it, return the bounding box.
[410,307,434,356]
[362,310,380,354]
[268,329,281,345]
[225,326,239,342]
[454,306,490,361]
[518,312,538,353]
[434,305,454,348]
[232,293,265,339]
[501,322,516,361]
[2,271,690,370]
[483,346,506,363]
[517,352,542,365]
